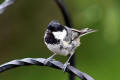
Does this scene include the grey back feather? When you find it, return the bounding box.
[63,26,72,42]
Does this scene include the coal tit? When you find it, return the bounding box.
[44,21,96,71]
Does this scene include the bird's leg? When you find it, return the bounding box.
[62,53,74,72]
[44,53,56,65]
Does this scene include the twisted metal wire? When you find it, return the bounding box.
[0,58,94,80]
[0,0,16,14]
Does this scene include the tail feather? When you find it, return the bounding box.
[71,28,97,40]
[79,28,97,37]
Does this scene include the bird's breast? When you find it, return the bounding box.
[47,44,70,56]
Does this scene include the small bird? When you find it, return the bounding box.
[44,20,96,71]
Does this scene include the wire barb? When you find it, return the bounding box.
[0,58,94,80]
[0,0,16,14]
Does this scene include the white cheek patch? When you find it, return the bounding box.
[52,29,67,40]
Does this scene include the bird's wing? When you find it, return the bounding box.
[71,28,80,40]
[63,26,72,42]
[71,28,97,40]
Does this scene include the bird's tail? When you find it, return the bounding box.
[71,28,97,40]
[79,28,97,37]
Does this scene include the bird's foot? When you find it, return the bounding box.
[44,57,54,65]
[62,62,70,72]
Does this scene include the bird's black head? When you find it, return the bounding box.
[47,21,65,32]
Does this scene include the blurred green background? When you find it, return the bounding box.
[0,0,120,80]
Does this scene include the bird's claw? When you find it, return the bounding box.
[62,62,70,72]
